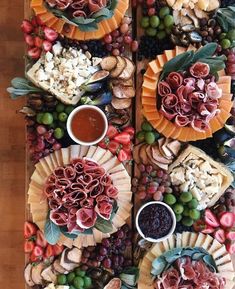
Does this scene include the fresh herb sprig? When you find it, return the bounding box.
[217,5,235,33]
[160,43,226,80]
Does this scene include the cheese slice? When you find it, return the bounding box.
[92,228,103,243]
[168,235,176,249]
[208,239,223,254]
[176,233,182,247]
[85,146,97,159]
[218,271,235,281]
[35,162,48,179]
[182,231,191,247]
[91,147,106,162]
[145,252,156,262]
[50,152,59,168]
[212,245,227,260]
[61,147,70,165]
[201,234,214,250]
[70,145,80,161]
[217,261,234,272]
[39,158,52,175]
[109,163,126,174]
[44,155,55,172]
[115,183,131,192]
[98,150,113,165]
[118,191,132,201]
[194,233,206,247]
[162,239,170,251]
[112,214,126,228]
[224,280,235,289]
[55,149,63,166]
[102,156,120,172]
[79,145,89,158]
[188,233,198,247]
[109,170,130,181]
[215,253,232,266]
[31,170,45,186]
[151,243,164,258]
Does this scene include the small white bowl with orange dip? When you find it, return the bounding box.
[67,105,108,146]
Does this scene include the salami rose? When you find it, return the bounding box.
[50,210,69,226]
[71,0,87,9]
[166,72,183,89]
[88,0,107,13]
[160,105,177,121]
[206,82,222,99]
[158,81,172,96]
[175,115,191,127]
[95,201,113,220]
[76,208,97,229]
[189,62,210,78]
[72,10,87,17]
[162,94,178,108]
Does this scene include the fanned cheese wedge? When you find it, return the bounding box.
[167,235,176,249]
[79,145,89,158]
[91,147,106,162]
[35,162,48,178]
[194,233,206,247]
[85,146,97,159]
[102,156,120,171]
[109,163,126,174]
[215,253,232,266]
[50,152,59,168]
[54,149,63,166]
[217,261,234,272]
[176,233,182,247]
[98,150,113,164]
[188,232,198,247]
[61,147,70,165]
[201,234,214,250]
[70,144,80,161]
[181,231,191,247]
[162,239,170,251]
[208,239,223,254]
[44,155,55,172]
[31,170,44,185]
[109,170,130,181]
[212,245,228,260]
[39,158,53,175]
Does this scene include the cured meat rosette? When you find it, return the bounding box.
[44,158,118,233]
[158,63,222,132]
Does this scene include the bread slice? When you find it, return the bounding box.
[110,56,126,78]
[111,96,132,109]
[113,85,135,99]
[100,56,117,71]
[111,78,134,87]
[118,57,135,80]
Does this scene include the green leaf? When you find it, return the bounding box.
[60,226,78,239]
[193,43,217,62]
[71,16,96,25]
[164,248,182,263]
[203,255,217,272]
[160,50,194,80]
[216,15,229,32]
[151,256,167,276]
[93,7,113,19]
[78,22,99,32]
[94,216,113,233]
[197,57,226,74]
[109,0,118,11]
[44,216,61,245]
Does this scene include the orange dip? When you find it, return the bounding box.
[71,107,105,142]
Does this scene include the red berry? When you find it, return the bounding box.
[118,149,128,162]
[107,140,121,155]
[123,126,135,139]
[111,29,120,38]
[106,125,119,139]
[24,221,38,239]
[226,242,235,254]
[104,34,112,44]
[42,40,52,52]
[34,36,43,48]
[43,27,58,42]
[24,34,34,47]
[138,191,147,200]
[24,240,35,253]
[36,15,44,26]
[112,48,120,56]
[52,244,64,256]
[205,209,220,228]
[214,229,226,244]
[44,244,54,258]
[28,47,42,59]
[147,0,155,6]
[32,245,44,257]
[36,230,48,248]
[31,16,38,27]
[113,132,131,145]
[21,20,34,34]
[124,35,132,44]
[148,7,156,16]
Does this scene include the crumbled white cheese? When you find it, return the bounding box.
[44,283,56,289]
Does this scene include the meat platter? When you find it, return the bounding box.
[6,0,235,288]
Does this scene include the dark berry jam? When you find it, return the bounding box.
[138,204,173,239]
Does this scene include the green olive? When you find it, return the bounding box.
[65,105,74,115]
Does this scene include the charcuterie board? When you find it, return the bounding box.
[6,0,235,288]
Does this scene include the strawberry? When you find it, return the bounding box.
[36,230,48,248]
[24,221,38,239]
[42,40,52,52]
[30,251,41,263]
[122,142,133,154]
[21,20,34,34]
[114,132,131,145]
[107,140,120,155]
[43,27,58,42]
[201,225,215,234]
[118,149,128,162]
[204,209,220,228]
[98,139,108,149]
[226,231,235,241]
[44,244,54,258]
[106,125,118,140]
[220,212,234,228]
[52,244,64,256]
[214,229,226,243]
[193,220,205,232]
[36,15,44,26]
[32,245,44,257]
[24,240,35,253]
[24,34,34,47]
[31,16,38,27]
[123,126,135,139]
[226,241,235,254]
[28,47,42,59]
[34,36,43,48]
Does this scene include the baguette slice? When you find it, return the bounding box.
[118,57,135,80]
[113,85,135,99]
[110,56,126,78]
[111,96,132,109]
[100,56,117,71]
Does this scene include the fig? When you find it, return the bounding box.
[224,137,235,149]
[190,62,210,78]
[225,124,235,136]
[87,70,109,84]
[82,82,103,93]
[104,278,122,289]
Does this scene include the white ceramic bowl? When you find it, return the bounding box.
[136,201,176,243]
[67,105,108,146]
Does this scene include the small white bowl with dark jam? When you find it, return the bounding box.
[67,105,108,146]
[136,201,176,243]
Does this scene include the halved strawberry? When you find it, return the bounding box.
[42,40,52,52]
[122,142,133,154]
[24,240,35,253]
[107,140,120,155]
[114,132,131,145]
[226,241,235,254]
[123,126,135,139]
[106,125,118,140]
[24,221,38,239]
[32,245,44,257]
[201,225,215,234]
[52,244,64,256]
[220,212,234,228]
[214,229,226,244]
[36,230,48,248]
[204,209,220,228]
[30,252,41,263]
[36,15,44,26]
[28,47,42,59]
[226,231,235,241]
[24,34,34,47]
[44,244,54,258]
[31,16,38,27]
[118,149,128,162]
[98,139,108,149]
[34,36,43,48]
[43,27,58,42]
[21,20,34,34]
[193,220,205,232]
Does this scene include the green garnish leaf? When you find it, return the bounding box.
[44,216,61,245]
[94,216,113,233]
[193,43,217,62]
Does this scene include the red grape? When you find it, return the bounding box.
[104,34,112,44]
[102,258,112,269]
[124,35,132,44]
[146,0,155,6]
[112,48,120,56]
[111,29,120,38]
[148,7,156,16]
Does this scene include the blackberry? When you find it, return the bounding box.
[174,223,194,234]
[220,0,235,7]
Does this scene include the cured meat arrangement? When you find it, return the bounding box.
[6,0,235,288]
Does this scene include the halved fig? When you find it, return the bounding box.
[111,97,132,110]
[110,56,126,78]
[118,57,135,80]
[24,263,35,287]
[53,259,68,274]
[104,278,122,289]
[113,85,135,99]
[31,263,45,285]
[66,247,82,264]
[41,265,57,283]
[100,56,118,71]
[151,145,172,164]
[87,70,109,84]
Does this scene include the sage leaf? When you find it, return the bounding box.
[151,256,167,276]
[193,43,217,62]
[94,216,113,233]
[45,216,61,245]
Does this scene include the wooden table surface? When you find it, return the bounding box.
[0,1,25,288]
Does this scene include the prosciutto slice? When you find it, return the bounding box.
[44,158,117,231]
[166,72,183,89]
[158,81,172,96]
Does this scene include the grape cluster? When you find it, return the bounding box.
[226,50,235,80]
[214,187,235,214]
[132,163,172,201]
[27,122,61,163]
[80,225,132,274]
[103,16,138,56]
